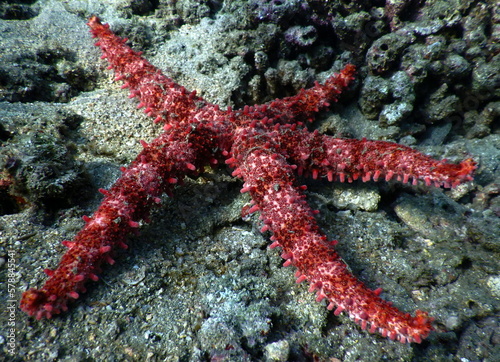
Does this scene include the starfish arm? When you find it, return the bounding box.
[236,64,355,127]
[87,16,224,128]
[264,64,355,124]
[19,129,209,319]
[275,127,476,187]
[231,134,434,343]
[21,18,237,320]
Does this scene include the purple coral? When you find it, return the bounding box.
[251,0,307,23]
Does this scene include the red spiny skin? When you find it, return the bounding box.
[235,147,433,343]
[20,16,477,344]
[230,128,474,343]
[86,16,209,127]
[20,128,230,319]
[273,127,476,187]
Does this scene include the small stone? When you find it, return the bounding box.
[444,314,462,330]
[264,340,290,362]
[486,276,500,299]
[327,183,381,212]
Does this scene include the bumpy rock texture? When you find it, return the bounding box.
[1,0,499,360]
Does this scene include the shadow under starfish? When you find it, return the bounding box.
[20,16,476,344]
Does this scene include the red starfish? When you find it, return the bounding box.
[20,16,476,344]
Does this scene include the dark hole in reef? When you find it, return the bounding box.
[467,300,478,309]
[0,191,20,215]
[457,256,472,270]
[0,123,12,141]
